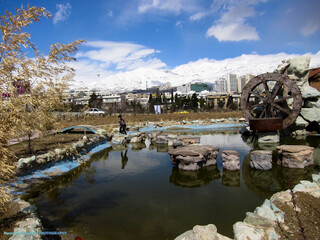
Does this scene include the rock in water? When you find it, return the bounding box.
[221,150,240,171]
[276,145,314,168]
[168,145,219,171]
[250,150,273,170]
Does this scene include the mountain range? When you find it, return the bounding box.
[73,52,320,92]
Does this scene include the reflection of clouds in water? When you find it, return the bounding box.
[200,134,252,151]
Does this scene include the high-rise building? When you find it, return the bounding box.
[226,74,238,93]
[237,75,246,92]
[215,78,227,93]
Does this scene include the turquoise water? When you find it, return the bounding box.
[23,131,319,240]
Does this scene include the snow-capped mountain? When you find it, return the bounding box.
[72,52,320,92]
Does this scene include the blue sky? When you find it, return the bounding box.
[1,0,320,87]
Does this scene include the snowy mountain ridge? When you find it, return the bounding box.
[73,52,320,92]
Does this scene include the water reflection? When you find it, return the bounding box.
[131,142,146,151]
[149,143,173,152]
[121,150,128,169]
[222,170,240,187]
[170,165,220,188]
[20,131,320,240]
[84,165,96,185]
[242,153,316,199]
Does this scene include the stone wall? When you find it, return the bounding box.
[276,56,320,134]
[15,132,110,176]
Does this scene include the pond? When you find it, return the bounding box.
[22,129,320,240]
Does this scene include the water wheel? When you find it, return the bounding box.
[241,73,302,130]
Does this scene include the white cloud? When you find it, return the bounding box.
[190,12,209,21]
[75,41,166,71]
[206,1,264,41]
[301,21,320,36]
[53,3,72,24]
[275,0,320,38]
[176,21,182,27]
[138,0,200,14]
[207,22,259,41]
[298,2,320,36]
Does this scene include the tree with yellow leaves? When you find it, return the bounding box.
[0,6,84,211]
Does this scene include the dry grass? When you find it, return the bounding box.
[9,111,242,160]
[9,133,94,160]
[60,111,243,128]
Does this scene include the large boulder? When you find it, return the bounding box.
[250,150,273,170]
[295,116,309,128]
[256,132,279,144]
[286,55,311,88]
[221,150,240,171]
[17,156,37,168]
[300,108,320,123]
[168,145,219,171]
[301,85,320,99]
[175,224,231,240]
[276,145,314,168]
[305,98,320,109]
[129,132,146,143]
[156,134,168,144]
[111,134,127,145]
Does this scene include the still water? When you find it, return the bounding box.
[23,131,320,240]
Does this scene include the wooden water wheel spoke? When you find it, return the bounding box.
[270,105,275,117]
[241,73,302,130]
[271,82,284,100]
[249,91,264,100]
[259,106,267,118]
[263,81,271,98]
[272,103,291,115]
[273,95,293,103]
[249,102,265,110]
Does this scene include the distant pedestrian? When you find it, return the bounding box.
[118,115,127,134]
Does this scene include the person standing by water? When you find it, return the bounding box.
[118,115,127,134]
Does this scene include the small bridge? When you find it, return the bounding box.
[61,125,100,134]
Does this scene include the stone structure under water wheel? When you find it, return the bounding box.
[241,72,303,131]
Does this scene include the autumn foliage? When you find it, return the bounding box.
[0,6,84,211]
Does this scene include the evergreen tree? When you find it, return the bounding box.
[199,96,205,111]
[171,89,174,104]
[191,93,198,112]
[218,98,225,109]
[155,88,161,105]
[148,93,154,113]
[88,92,102,108]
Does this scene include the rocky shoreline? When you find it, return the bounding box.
[175,173,320,240]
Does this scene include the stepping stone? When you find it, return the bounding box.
[168,145,219,171]
[221,150,240,171]
[276,145,314,168]
[250,150,273,170]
